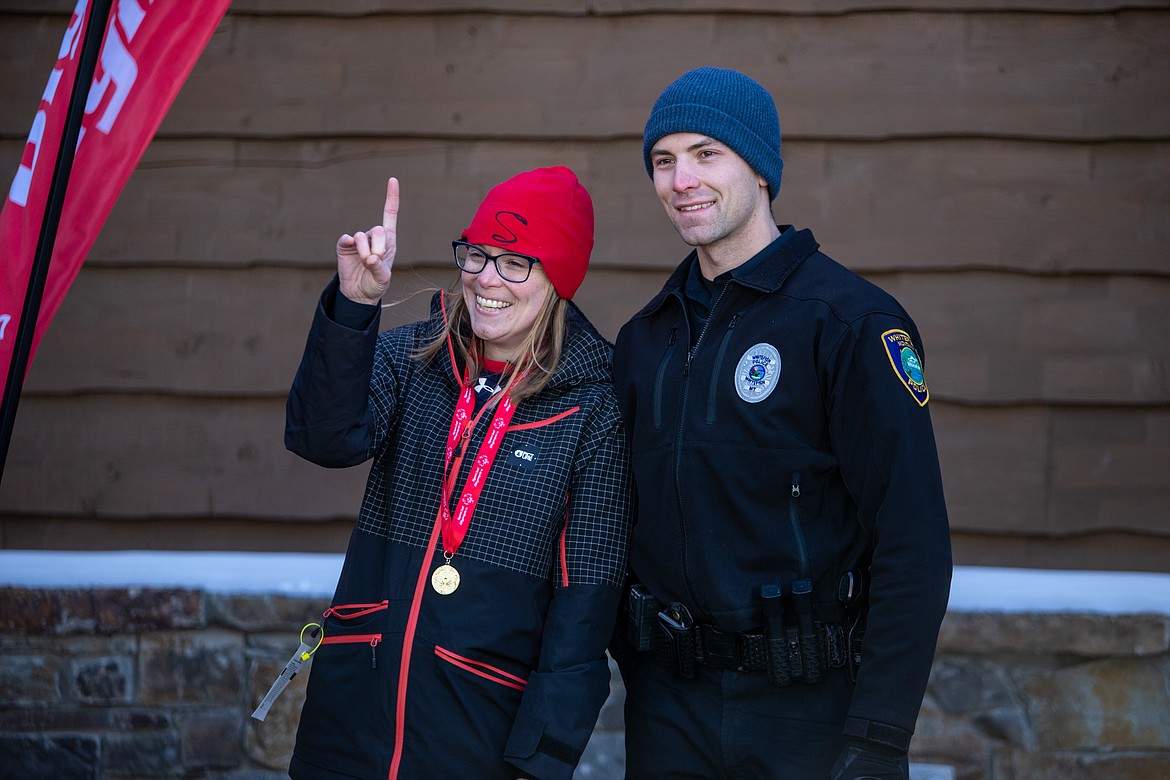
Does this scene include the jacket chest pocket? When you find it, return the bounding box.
[319,632,383,670]
[317,601,389,670]
[652,327,678,431]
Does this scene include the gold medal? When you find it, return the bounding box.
[431,563,460,595]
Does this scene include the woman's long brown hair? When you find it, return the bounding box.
[414,278,568,407]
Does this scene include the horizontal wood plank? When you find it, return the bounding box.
[0,515,354,554]
[951,530,1170,574]
[0,396,370,521]
[872,271,1170,405]
[931,404,1170,537]
[3,12,1167,141]
[22,265,442,396]
[1,137,1164,275]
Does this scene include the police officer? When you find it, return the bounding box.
[612,67,953,779]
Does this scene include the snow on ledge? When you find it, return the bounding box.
[1,551,1169,616]
[0,550,343,598]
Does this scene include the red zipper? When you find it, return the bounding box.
[322,601,389,620]
[508,406,579,431]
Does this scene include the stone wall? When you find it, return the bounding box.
[1,587,1168,780]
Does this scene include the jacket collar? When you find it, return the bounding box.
[633,226,820,320]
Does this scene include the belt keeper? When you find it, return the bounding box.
[697,626,734,668]
[822,621,847,668]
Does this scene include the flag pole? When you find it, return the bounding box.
[0,0,115,485]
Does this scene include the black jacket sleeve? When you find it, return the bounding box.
[504,397,633,780]
[285,276,387,468]
[826,311,953,752]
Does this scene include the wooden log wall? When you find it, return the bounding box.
[1,1,1167,572]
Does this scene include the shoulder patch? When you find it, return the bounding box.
[881,329,929,406]
[735,343,781,403]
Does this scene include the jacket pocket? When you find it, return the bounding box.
[434,645,528,692]
[294,607,392,777]
[653,328,678,431]
[322,600,389,621]
[320,632,383,670]
[308,600,391,671]
[705,314,740,424]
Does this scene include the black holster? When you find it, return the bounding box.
[656,601,698,679]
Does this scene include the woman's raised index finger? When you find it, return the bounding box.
[383,177,400,230]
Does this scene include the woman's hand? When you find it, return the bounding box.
[337,177,399,305]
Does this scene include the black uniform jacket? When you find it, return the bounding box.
[613,228,952,749]
[286,280,632,780]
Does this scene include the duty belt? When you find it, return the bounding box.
[668,621,771,672]
[627,584,858,685]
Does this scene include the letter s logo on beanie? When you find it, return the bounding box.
[491,211,528,246]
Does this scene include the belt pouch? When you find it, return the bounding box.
[657,602,697,679]
[761,583,791,687]
[792,579,822,683]
[627,584,663,652]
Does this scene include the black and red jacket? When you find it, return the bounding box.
[612,228,952,753]
[286,279,632,780]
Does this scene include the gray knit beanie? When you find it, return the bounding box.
[642,67,783,201]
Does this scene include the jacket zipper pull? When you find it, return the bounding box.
[791,472,801,498]
[370,636,380,670]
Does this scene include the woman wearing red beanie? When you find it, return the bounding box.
[285,167,631,780]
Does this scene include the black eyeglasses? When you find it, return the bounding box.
[452,241,540,283]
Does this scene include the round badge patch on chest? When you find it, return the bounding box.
[735,342,781,403]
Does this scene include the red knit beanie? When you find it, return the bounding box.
[461,166,594,300]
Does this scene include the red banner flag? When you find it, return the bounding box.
[0,0,231,394]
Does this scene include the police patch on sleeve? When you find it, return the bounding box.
[881,329,929,406]
[735,343,781,403]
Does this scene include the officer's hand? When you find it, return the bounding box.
[828,740,906,780]
[337,177,399,305]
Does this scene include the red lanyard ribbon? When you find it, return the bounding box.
[439,378,519,558]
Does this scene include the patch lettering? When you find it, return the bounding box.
[735,343,781,403]
[508,443,540,470]
[882,329,929,406]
